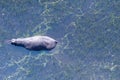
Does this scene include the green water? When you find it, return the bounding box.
[0,0,120,80]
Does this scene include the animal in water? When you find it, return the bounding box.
[10,36,58,51]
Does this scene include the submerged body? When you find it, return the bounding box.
[10,36,58,51]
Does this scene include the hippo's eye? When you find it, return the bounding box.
[44,41,49,46]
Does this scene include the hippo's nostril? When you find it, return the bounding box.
[55,41,58,44]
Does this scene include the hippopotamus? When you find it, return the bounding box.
[10,36,58,51]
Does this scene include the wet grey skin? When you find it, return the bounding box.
[10,36,58,51]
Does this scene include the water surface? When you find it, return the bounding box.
[0,0,120,80]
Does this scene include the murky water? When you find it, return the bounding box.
[0,0,120,80]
